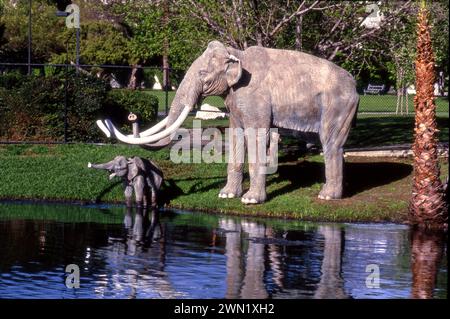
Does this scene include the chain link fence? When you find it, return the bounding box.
[0,62,448,144]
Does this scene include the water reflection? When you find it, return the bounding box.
[411,228,446,299]
[314,226,348,299]
[121,207,162,255]
[0,203,447,299]
[100,207,178,299]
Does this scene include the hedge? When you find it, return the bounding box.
[0,72,159,142]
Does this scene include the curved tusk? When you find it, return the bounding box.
[104,106,190,145]
[128,116,169,138]
[96,120,111,138]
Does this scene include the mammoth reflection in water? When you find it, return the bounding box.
[314,225,348,299]
[101,207,183,299]
[122,207,162,255]
[220,219,269,299]
[101,212,446,299]
[219,219,348,299]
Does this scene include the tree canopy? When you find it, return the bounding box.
[0,0,448,90]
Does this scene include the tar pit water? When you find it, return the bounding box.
[0,202,446,299]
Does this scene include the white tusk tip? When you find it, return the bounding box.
[96,120,111,138]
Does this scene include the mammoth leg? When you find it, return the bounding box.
[147,182,158,209]
[219,118,244,199]
[133,175,146,207]
[319,95,358,200]
[145,176,159,209]
[143,191,148,208]
[241,127,269,204]
[150,188,158,209]
[319,145,344,200]
[123,182,133,208]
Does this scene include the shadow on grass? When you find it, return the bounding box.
[159,179,186,206]
[267,160,412,200]
[344,161,412,197]
[95,180,122,203]
[346,117,449,148]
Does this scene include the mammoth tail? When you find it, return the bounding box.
[351,98,360,128]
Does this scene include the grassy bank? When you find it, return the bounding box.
[0,143,447,223]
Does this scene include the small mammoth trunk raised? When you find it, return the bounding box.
[88,161,114,170]
[88,156,128,180]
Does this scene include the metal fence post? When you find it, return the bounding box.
[75,28,80,74]
[64,63,68,143]
[27,0,32,75]
[164,67,169,117]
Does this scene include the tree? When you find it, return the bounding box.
[175,0,342,50]
[0,0,65,63]
[173,0,421,88]
[409,2,447,231]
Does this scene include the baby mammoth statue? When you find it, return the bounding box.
[88,156,163,208]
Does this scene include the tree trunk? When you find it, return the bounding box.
[162,0,171,90]
[396,66,402,114]
[127,64,142,90]
[295,15,303,51]
[163,45,170,90]
[409,4,448,231]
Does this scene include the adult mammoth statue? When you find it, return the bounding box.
[97,41,359,204]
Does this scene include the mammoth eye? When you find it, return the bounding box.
[199,70,208,78]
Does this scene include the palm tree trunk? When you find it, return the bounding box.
[409,3,448,231]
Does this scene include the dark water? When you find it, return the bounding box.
[0,202,447,299]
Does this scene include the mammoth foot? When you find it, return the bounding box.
[241,189,266,205]
[218,184,242,199]
[318,184,342,200]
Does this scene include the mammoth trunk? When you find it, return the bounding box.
[166,68,203,127]
[88,162,113,170]
[145,67,202,147]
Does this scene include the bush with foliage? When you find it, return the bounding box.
[105,89,159,125]
[0,72,159,142]
[0,73,65,141]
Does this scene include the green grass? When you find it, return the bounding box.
[0,143,447,223]
[0,201,124,224]
[347,116,449,148]
[1,110,448,223]
[358,95,449,114]
[142,89,449,115]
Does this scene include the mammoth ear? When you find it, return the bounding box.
[127,159,139,181]
[225,55,242,88]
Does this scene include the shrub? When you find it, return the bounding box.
[0,72,110,142]
[105,89,159,125]
[0,71,26,89]
[0,75,64,140]
[68,73,110,142]
[0,72,159,142]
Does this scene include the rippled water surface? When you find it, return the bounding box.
[0,202,447,299]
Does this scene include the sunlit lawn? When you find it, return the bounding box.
[0,143,447,223]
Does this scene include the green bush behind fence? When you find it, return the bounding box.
[0,72,159,142]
